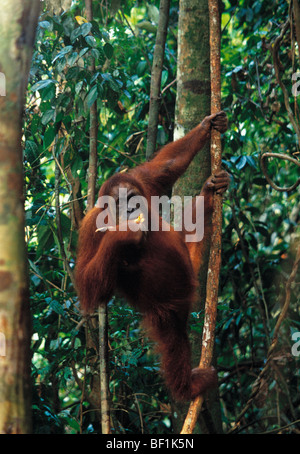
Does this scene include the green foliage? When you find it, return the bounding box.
[26,0,299,435]
[26,0,177,434]
[217,0,300,433]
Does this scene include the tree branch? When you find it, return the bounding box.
[260,152,300,192]
[272,19,300,145]
[98,304,111,434]
[54,152,77,290]
[146,0,171,160]
[181,0,222,434]
[86,0,98,212]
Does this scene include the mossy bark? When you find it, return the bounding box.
[173,0,211,314]
[0,0,40,434]
[172,0,222,434]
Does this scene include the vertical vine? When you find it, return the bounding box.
[181,0,222,434]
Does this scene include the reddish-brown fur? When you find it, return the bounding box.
[76,111,229,401]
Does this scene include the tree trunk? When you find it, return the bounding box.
[0,0,40,434]
[172,0,222,433]
[173,0,211,312]
[84,0,111,434]
[86,0,98,212]
[98,305,111,434]
[146,0,171,160]
[181,0,223,434]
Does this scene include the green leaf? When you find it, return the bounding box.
[79,47,89,58]
[44,127,56,150]
[39,21,52,30]
[236,155,247,170]
[254,222,270,237]
[246,156,257,169]
[36,224,53,258]
[101,73,122,92]
[104,43,114,59]
[62,16,74,37]
[65,66,79,81]
[41,109,55,125]
[50,300,65,316]
[67,52,78,66]
[91,48,100,60]
[70,26,83,42]
[90,72,100,84]
[91,20,102,38]
[40,83,56,101]
[71,155,83,178]
[81,22,92,37]
[75,80,84,95]
[137,60,147,76]
[86,85,98,108]
[31,79,57,92]
[85,35,96,47]
[161,70,168,88]
[25,140,39,164]
[52,45,73,63]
